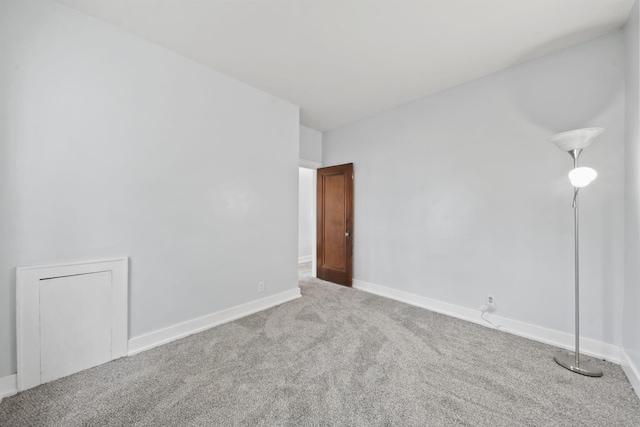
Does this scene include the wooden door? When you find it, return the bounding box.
[317,163,353,286]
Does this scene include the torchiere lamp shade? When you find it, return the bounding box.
[549,127,604,153]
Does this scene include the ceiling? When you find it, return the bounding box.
[55,0,634,132]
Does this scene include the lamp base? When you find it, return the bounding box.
[554,351,603,377]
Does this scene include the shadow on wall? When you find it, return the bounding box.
[508,27,624,132]
[506,29,625,345]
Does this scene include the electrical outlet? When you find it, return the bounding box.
[486,294,495,308]
[258,281,265,292]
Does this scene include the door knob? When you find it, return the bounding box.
[345,231,350,237]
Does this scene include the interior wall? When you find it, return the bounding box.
[298,168,314,260]
[624,0,640,381]
[323,32,625,346]
[0,0,299,378]
[300,125,322,165]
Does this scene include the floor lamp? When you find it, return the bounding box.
[549,127,604,377]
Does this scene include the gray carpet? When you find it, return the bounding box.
[1,263,639,426]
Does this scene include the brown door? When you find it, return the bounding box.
[317,163,353,286]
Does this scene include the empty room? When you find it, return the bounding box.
[1,0,640,425]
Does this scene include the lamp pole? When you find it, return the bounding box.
[572,150,581,369]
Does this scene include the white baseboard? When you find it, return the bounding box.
[353,279,620,364]
[0,374,17,402]
[621,348,640,400]
[298,255,312,264]
[128,288,301,356]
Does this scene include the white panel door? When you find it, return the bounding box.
[39,271,113,384]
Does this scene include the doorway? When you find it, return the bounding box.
[298,166,317,277]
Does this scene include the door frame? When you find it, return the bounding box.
[299,159,322,277]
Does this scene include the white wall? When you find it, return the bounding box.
[298,168,314,260]
[624,0,640,390]
[298,125,321,263]
[324,32,625,347]
[300,125,322,165]
[0,0,299,378]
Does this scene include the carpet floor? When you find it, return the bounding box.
[1,263,639,426]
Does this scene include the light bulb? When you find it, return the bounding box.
[568,167,597,188]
